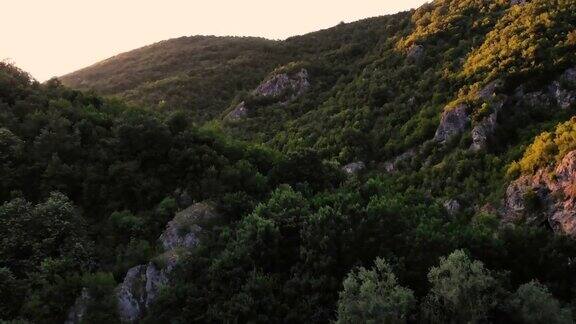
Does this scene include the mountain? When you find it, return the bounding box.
[59,36,288,122]
[3,0,576,322]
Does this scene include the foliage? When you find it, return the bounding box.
[463,0,576,83]
[336,257,415,324]
[3,0,576,322]
[507,280,573,324]
[511,117,576,175]
[421,250,500,323]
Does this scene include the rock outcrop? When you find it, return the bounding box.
[434,104,470,143]
[513,68,575,112]
[470,80,506,151]
[444,199,462,216]
[253,68,310,100]
[470,99,505,151]
[117,203,219,322]
[510,0,527,5]
[224,67,310,120]
[65,288,90,324]
[435,68,575,149]
[476,79,503,100]
[406,44,424,62]
[67,203,220,323]
[384,149,416,173]
[117,265,149,322]
[434,80,504,147]
[342,161,365,175]
[224,101,248,121]
[548,68,576,109]
[116,262,170,322]
[503,150,576,236]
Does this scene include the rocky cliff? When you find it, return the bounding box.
[225,66,310,121]
[67,203,221,323]
[503,151,576,236]
[433,104,470,143]
[434,67,576,150]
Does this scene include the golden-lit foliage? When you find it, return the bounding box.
[509,117,576,176]
[463,0,576,82]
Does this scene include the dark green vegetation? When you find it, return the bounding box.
[3,0,576,322]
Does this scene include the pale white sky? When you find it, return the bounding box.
[1,0,428,81]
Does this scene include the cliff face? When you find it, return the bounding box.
[434,104,470,143]
[253,68,310,100]
[434,67,576,151]
[504,151,576,236]
[117,202,220,322]
[225,67,310,121]
[67,203,221,323]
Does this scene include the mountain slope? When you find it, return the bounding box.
[60,36,292,122]
[4,0,576,322]
[60,14,412,123]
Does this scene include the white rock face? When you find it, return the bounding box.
[224,67,310,121]
[67,203,220,323]
[253,68,310,100]
[548,80,576,109]
[384,149,416,173]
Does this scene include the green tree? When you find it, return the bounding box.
[421,250,500,323]
[507,281,573,324]
[82,272,120,324]
[336,258,415,324]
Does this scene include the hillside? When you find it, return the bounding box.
[3,0,576,322]
[60,15,410,123]
[59,36,290,122]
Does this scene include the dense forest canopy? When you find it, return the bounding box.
[3,0,576,322]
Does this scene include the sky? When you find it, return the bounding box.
[1,0,428,81]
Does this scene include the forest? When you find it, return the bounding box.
[3,0,576,323]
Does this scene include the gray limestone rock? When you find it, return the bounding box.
[253,68,310,100]
[225,101,248,121]
[434,104,470,143]
[503,151,576,236]
[444,199,462,216]
[342,161,366,175]
[406,44,424,62]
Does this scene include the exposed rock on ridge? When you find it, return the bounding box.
[503,150,576,236]
[225,67,310,121]
[253,68,310,100]
[470,99,505,151]
[434,67,576,150]
[434,104,470,143]
[384,149,416,173]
